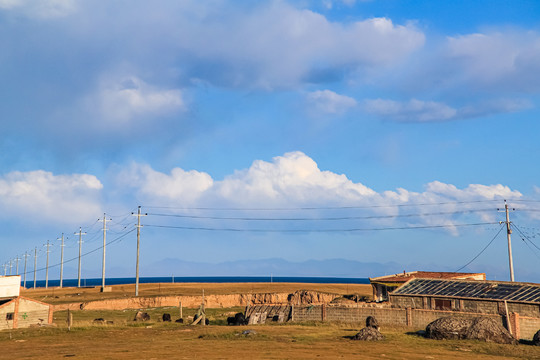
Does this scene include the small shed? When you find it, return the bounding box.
[369,271,486,302]
[0,276,53,330]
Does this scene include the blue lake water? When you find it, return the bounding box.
[22,276,370,288]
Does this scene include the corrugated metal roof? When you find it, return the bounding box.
[391,278,540,304]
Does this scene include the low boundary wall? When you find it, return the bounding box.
[291,304,540,340]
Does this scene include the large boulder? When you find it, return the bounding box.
[352,327,384,341]
[425,316,517,345]
[533,329,540,346]
[425,316,472,340]
[465,317,517,344]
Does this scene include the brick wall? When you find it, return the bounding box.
[519,315,540,340]
[291,305,540,340]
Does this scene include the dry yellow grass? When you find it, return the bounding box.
[1,322,538,359]
[21,282,373,305]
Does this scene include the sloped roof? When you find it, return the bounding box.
[391,278,540,304]
[370,271,485,284]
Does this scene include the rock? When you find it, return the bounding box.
[465,317,517,344]
[133,311,150,322]
[228,313,247,326]
[533,329,540,346]
[352,327,384,341]
[241,329,257,336]
[425,316,472,340]
[366,316,379,330]
[425,316,517,344]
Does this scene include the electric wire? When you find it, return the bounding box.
[455,224,505,272]
[147,208,494,221]
[142,199,502,211]
[145,221,498,233]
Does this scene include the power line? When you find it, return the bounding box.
[147,208,494,221]
[142,199,502,211]
[455,224,505,272]
[145,221,498,233]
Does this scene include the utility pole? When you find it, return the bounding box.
[23,252,29,288]
[44,241,52,289]
[8,259,12,275]
[2,263,6,276]
[100,213,111,291]
[132,206,147,296]
[15,256,20,275]
[499,200,515,282]
[58,233,65,288]
[33,247,37,289]
[74,228,86,288]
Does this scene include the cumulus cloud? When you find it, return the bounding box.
[115,152,521,233]
[0,0,76,18]
[363,98,531,122]
[115,163,213,204]
[306,90,357,114]
[95,76,185,123]
[0,170,103,224]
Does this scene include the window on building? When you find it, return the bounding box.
[434,299,452,311]
[6,313,14,321]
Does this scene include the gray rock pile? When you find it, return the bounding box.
[352,327,384,341]
[426,316,517,345]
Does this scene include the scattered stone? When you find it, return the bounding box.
[533,329,540,346]
[162,313,171,322]
[241,329,257,336]
[352,327,384,341]
[134,311,150,322]
[425,316,517,344]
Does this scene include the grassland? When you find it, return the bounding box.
[1,311,539,360]
[21,282,373,305]
[4,283,539,359]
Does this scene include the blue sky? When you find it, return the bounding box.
[1,0,540,282]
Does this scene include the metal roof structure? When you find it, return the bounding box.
[391,278,540,304]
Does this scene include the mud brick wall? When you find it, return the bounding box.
[518,316,540,340]
[508,303,540,318]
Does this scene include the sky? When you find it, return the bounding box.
[1,0,540,282]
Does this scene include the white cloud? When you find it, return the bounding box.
[115,163,213,205]
[364,98,457,122]
[0,0,75,18]
[0,170,103,224]
[306,90,357,114]
[171,2,424,88]
[363,98,531,122]
[97,76,185,123]
[116,152,522,234]
[444,30,540,91]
